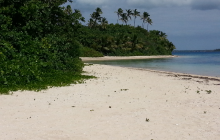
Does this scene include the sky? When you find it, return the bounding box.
[64,0,220,50]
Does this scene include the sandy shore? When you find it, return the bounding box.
[81,55,177,61]
[1,64,220,140]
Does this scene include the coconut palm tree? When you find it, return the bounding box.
[160,31,167,38]
[146,17,152,31]
[95,7,102,15]
[120,13,128,25]
[168,42,176,52]
[73,9,85,23]
[74,9,80,14]
[87,18,94,28]
[90,7,103,27]
[126,9,133,21]
[115,8,123,24]
[133,9,140,27]
[141,11,150,28]
[100,17,108,29]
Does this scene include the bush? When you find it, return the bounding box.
[80,46,104,57]
[0,0,86,94]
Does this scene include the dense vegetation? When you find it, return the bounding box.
[78,8,175,56]
[0,1,175,94]
[0,0,92,94]
[78,24,175,56]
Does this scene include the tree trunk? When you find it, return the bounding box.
[134,17,136,27]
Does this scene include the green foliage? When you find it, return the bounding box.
[77,7,175,56]
[78,7,175,57]
[76,24,175,56]
[0,71,95,94]
[0,0,86,94]
[89,7,103,28]
[0,4,176,94]
[79,46,104,57]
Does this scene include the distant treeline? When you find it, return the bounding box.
[78,24,175,57]
[79,7,175,57]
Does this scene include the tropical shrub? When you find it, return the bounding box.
[79,46,104,57]
[0,0,86,93]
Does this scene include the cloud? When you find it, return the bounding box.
[191,0,220,10]
[70,0,220,11]
[127,0,191,9]
[71,0,113,13]
[74,0,110,6]
[126,0,220,10]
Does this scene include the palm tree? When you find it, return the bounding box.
[168,42,176,52]
[74,9,80,14]
[95,7,102,15]
[90,7,103,27]
[133,9,140,27]
[87,18,94,28]
[100,17,108,29]
[126,9,133,21]
[160,31,167,38]
[64,5,72,15]
[146,17,152,31]
[115,8,123,24]
[141,12,150,28]
[73,9,85,23]
[120,13,128,25]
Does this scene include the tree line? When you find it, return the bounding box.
[78,7,175,56]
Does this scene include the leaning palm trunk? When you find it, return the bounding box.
[142,21,145,28]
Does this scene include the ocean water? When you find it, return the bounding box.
[86,51,220,77]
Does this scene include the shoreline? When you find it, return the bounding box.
[92,63,220,82]
[127,67,220,82]
[89,64,220,83]
[81,55,220,81]
[1,64,220,140]
[81,55,177,61]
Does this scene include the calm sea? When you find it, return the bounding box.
[87,51,220,77]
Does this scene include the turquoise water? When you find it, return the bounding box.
[86,51,220,77]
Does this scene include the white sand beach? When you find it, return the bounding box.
[1,62,220,140]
